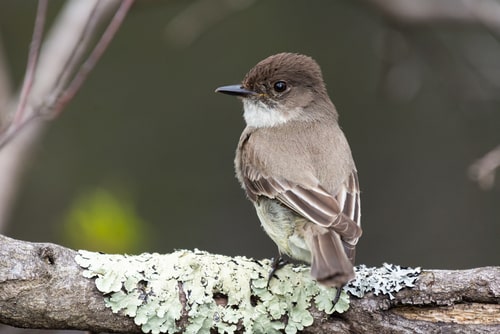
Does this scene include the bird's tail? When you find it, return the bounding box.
[304,224,354,287]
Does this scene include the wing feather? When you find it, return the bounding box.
[243,169,362,243]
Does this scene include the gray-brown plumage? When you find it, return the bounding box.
[216,53,362,287]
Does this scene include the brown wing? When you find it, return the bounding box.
[333,172,361,262]
[243,166,362,247]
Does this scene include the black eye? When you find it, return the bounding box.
[273,81,287,93]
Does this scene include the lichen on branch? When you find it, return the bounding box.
[76,249,420,334]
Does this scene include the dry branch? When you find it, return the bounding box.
[0,0,127,233]
[0,234,498,334]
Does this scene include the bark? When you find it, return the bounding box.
[0,234,498,334]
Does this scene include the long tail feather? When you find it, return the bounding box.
[305,225,354,287]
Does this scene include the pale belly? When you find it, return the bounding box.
[254,197,312,263]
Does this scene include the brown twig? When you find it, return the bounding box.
[0,36,13,125]
[0,0,134,151]
[48,1,102,109]
[52,0,135,116]
[12,0,48,126]
[0,0,129,232]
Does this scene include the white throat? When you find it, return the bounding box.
[243,99,292,128]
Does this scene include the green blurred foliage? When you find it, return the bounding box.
[62,187,149,253]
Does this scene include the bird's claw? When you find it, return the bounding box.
[267,256,288,287]
[332,286,342,307]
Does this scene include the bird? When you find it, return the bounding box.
[215,52,362,288]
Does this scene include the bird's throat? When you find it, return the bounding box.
[243,100,292,128]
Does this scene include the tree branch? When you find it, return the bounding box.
[0,0,127,233]
[0,234,137,332]
[12,0,48,126]
[0,234,498,333]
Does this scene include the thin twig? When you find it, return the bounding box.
[48,1,102,108]
[0,0,133,151]
[0,35,13,125]
[12,0,48,126]
[0,113,39,150]
[0,0,127,233]
[52,0,135,116]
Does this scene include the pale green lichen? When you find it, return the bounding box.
[76,250,420,334]
[344,263,421,299]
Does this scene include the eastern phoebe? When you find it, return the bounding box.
[216,53,362,287]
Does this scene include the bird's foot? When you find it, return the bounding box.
[332,285,343,306]
[267,256,288,287]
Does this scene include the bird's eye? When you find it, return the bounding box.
[273,81,287,93]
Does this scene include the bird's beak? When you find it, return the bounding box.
[215,85,257,97]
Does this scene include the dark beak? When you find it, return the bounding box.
[215,85,256,97]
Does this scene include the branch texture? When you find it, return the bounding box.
[0,234,499,333]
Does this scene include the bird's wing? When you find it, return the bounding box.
[243,166,362,243]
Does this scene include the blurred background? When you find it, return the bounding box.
[0,0,499,283]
